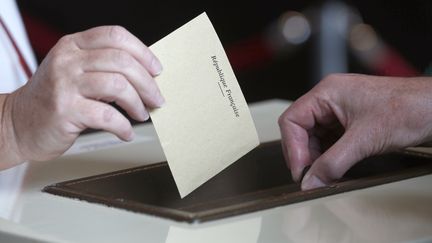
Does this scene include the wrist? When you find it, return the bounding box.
[0,92,26,169]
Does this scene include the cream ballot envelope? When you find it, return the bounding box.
[149,12,259,198]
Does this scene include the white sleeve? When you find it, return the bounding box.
[0,0,37,93]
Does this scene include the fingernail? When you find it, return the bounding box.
[151,57,163,76]
[126,130,135,142]
[143,111,150,121]
[300,165,311,182]
[139,109,150,121]
[292,165,307,182]
[301,174,326,190]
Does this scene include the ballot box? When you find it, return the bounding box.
[2,100,432,242]
[44,140,432,223]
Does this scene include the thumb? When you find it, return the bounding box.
[301,128,369,190]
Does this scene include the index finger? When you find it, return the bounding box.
[72,26,162,76]
[279,101,314,182]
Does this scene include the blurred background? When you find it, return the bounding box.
[17,0,432,103]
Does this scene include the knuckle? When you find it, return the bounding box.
[48,38,77,70]
[313,74,345,98]
[321,73,363,87]
[100,106,132,138]
[321,73,342,86]
[111,74,128,92]
[57,34,75,48]
[84,104,115,126]
[102,106,115,123]
[278,105,297,127]
[278,114,287,127]
[317,73,365,99]
[113,50,133,68]
[107,25,129,43]
[49,51,71,69]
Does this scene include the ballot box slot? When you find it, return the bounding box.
[43,141,432,223]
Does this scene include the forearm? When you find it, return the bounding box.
[0,93,23,170]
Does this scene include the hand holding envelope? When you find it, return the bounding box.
[149,13,259,197]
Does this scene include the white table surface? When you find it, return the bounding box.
[1,99,432,243]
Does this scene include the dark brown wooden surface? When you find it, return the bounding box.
[44,141,432,223]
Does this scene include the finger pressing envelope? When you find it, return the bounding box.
[80,49,165,108]
[72,26,163,76]
[301,128,364,190]
[78,72,149,121]
[279,116,312,182]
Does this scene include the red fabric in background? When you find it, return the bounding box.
[20,12,419,77]
[20,11,270,71]
[21,11,63,60]
[374,48,420,77]
[225,36,273,71]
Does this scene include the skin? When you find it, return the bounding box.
[279,73,432,190]
[0,26,164,170]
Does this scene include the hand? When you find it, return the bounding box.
[2,26,164,167]
[279,74,432,190]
